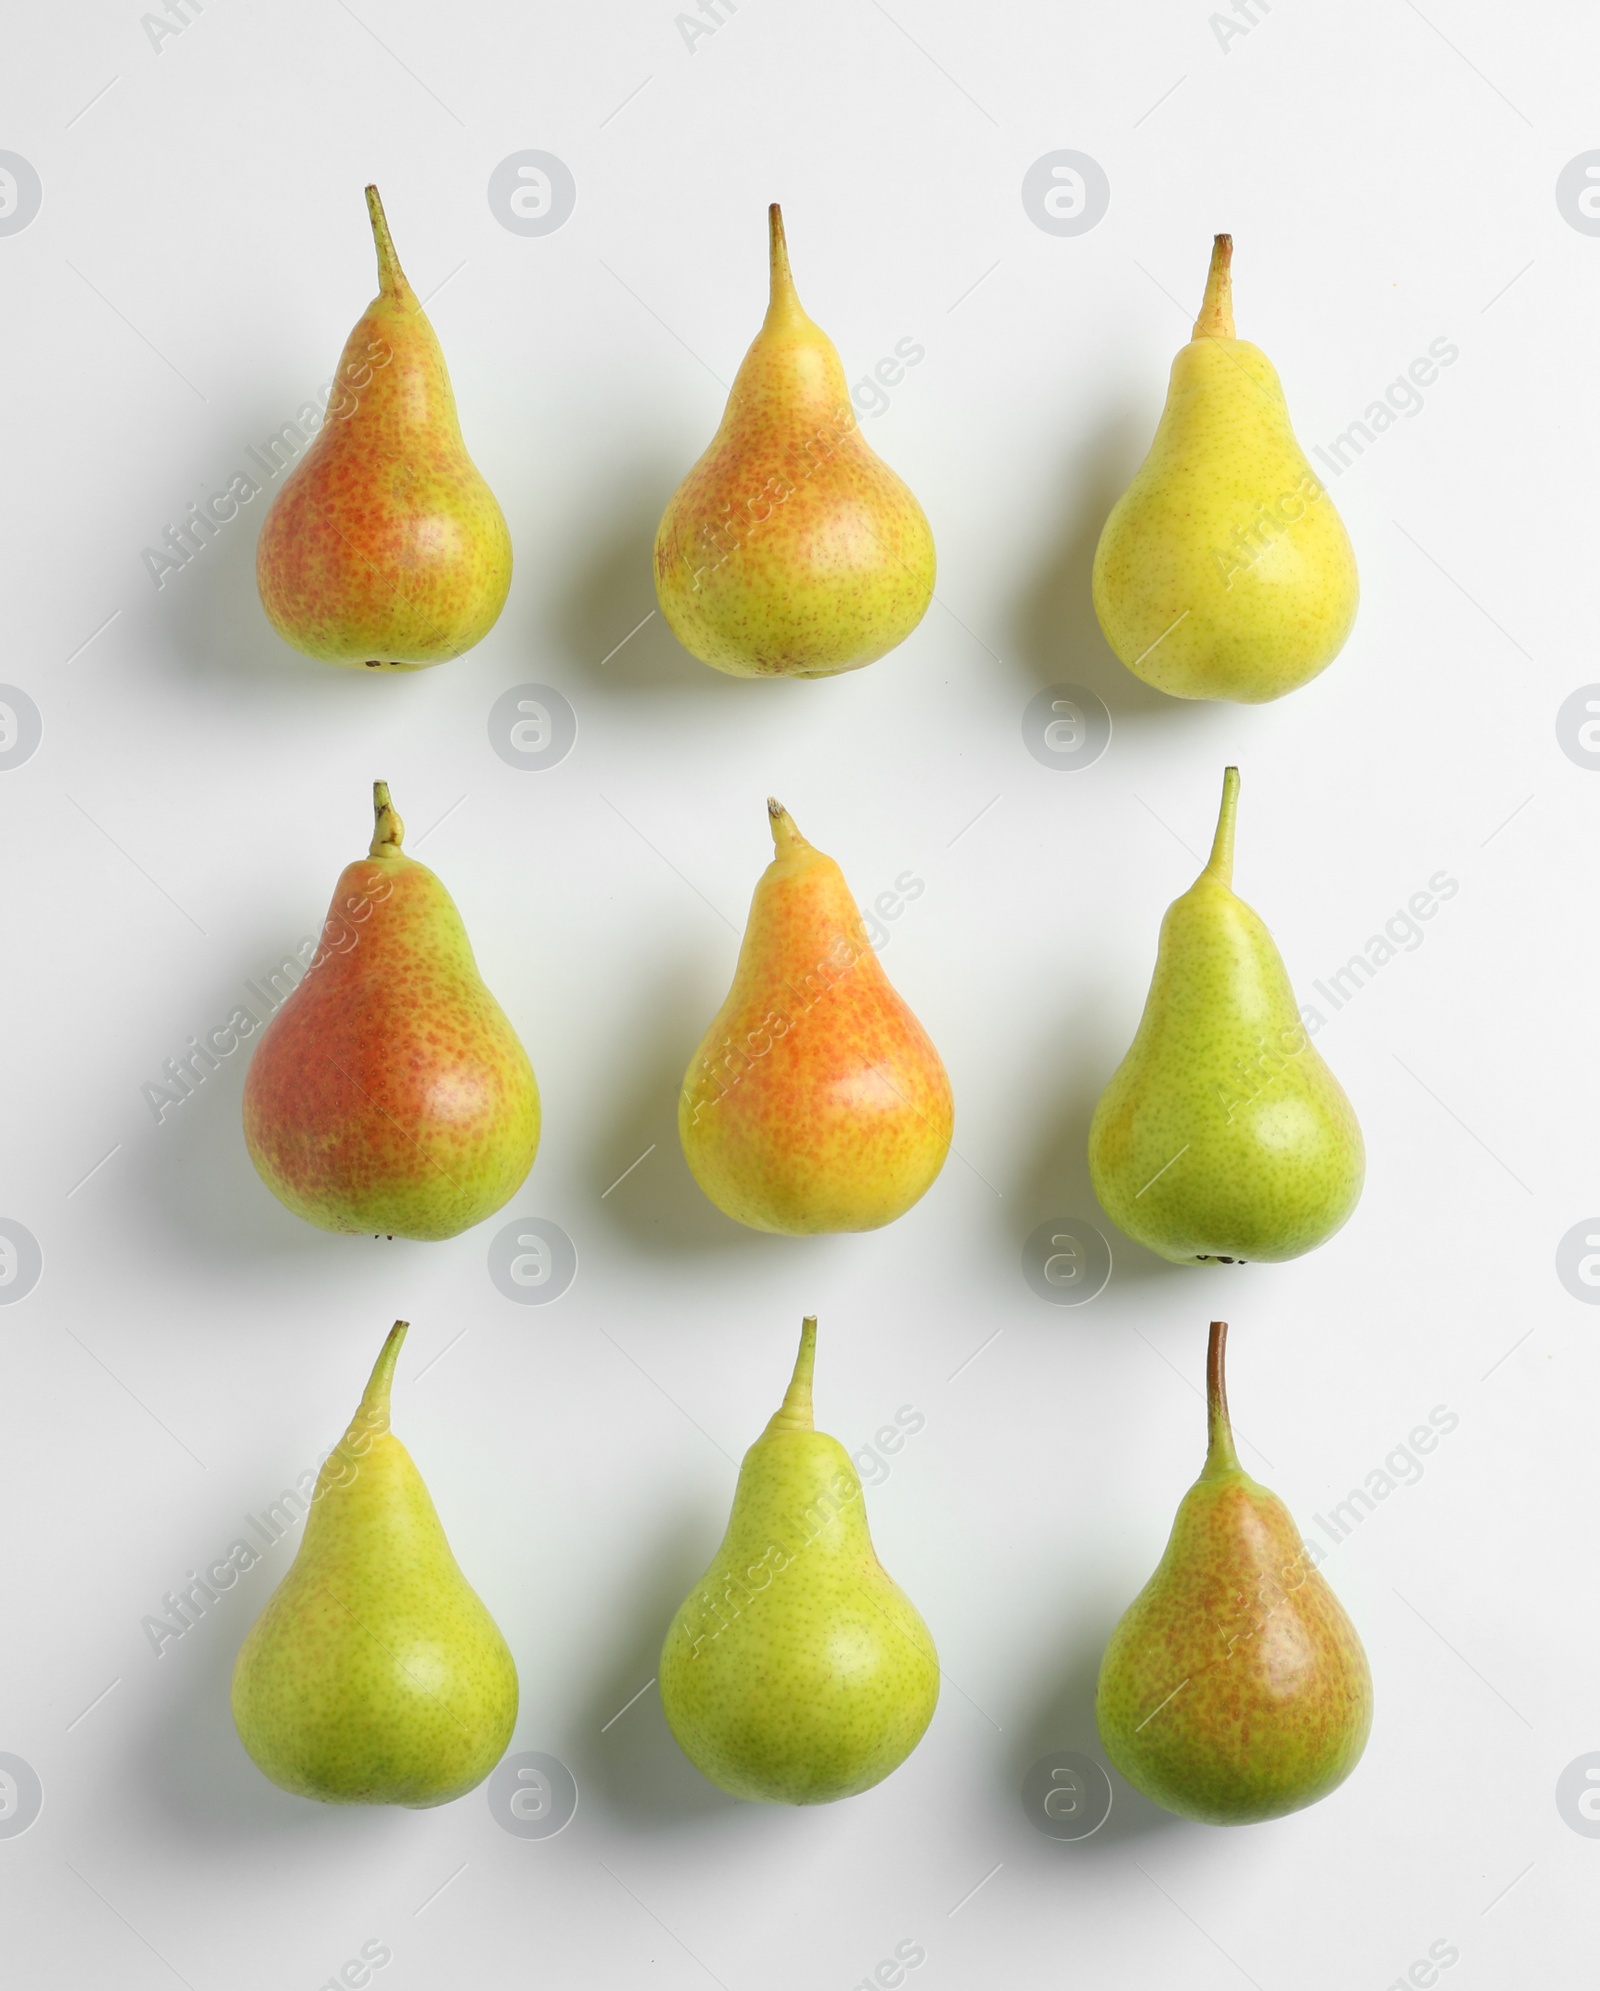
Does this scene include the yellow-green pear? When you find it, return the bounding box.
[1088,768,1363,1263]
[659,1317,939,1804]
[1093,234,1358,702]
[653,206,935,678]
[231,1322,518,1806]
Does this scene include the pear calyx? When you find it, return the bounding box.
[1203,766,1240,887]
[764,1316,817,1435]
[364,185,415,307]
[1191,233,1234,341]
[369,779,406,856]
[1202,1320,1241,1477]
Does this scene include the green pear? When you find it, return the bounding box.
[231,1322,518,1805]
[1088,767,1363,1263]
[653,206,935,678]
[1093,234,1358,702]
[1097,1321,1372,1824]
[659,1317,939,1803]
[241,782,540,1242]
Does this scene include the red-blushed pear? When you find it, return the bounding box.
[242,783,539,1241]
[256,186,512,670]
[653,206,935,678]
[679,800,952,1233]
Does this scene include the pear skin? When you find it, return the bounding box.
[1097,1322,1372,1824]
[680,801,953,1233]
[659,1318,939,1804]
[231,1322,519,1806]
[653,206,935,678]
[242,782,540,1241]
[1093,235,1358,703]
[256,186,512,670]
[1088,768,1363,1263]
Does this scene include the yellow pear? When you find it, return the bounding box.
[1093,235,1358,703]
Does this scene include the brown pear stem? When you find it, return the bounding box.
[764,203,805,327]
[370,780,406,857]
[765,1316,817,1434]
[351,1320,408,1443]
[365,185,413,304]
[1204,767,1239,887]
[1191,233,1234,341]
[1204,1321,1240,1476]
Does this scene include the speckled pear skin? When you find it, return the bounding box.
[242,783,540,1241]
[256,186,512,671]
[1088,768,1363,1263]
[659,1319,939,1804]
[653,206,935,679]
[231,1323,518,1806]
[1092,235,1358,703]
[1096,1322,1371,1824]
[679,801,953,1233]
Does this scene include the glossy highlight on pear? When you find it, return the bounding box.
[1088,767,1363,1263]
[679,799,953,1232]
[653,205,935,678]
[1092,234,1359,703]
[242,781,540,1241]
[231,1321,519,1807]
[659,1317,939,1804]
[256,186,512,670]
[1096,1321,1372,1824]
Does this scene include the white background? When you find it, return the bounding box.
[1,2,1595,1985]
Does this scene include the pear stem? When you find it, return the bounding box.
[1191,233,1234,341]
[765,1316,817,1434]
[352,1320,408,1442]
[767,795,804,860]
[1204,767,1239,887]
[764,203,804,326]
[365,185,413,304]
[370,780,406,857]
[1204,1320,1239,1475]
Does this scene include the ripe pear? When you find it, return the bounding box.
[1097,1321,1372,1824]
[1092,234,1358,703]
[256,186,512,670]
[680,800,953,1233]
[659,1317,939,1804]
[242,782,539,1241]
[231,1321,518,1806]
[1088,767,1362,1263]
[653,206,935,678]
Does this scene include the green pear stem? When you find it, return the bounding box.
[765,1315,817,1434]
[365,186,413,305]
[352,1319,408,1442]
[1203,1319,1239,1476]
[1204,766,1239,887]
[764,204,805,329]
[1192,233,1235,342]
[370,780,406,857]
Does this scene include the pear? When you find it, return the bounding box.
[1088,767,1362,1264]
[1093,234,1358,703]
[1097,1321,1372,1824]
[231,1322,518,1806]
[653,206,935,678]
[659,1317,939,1804]
[242,782,540,1241]
[680,800,952,1233]
[256,186,512,670]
